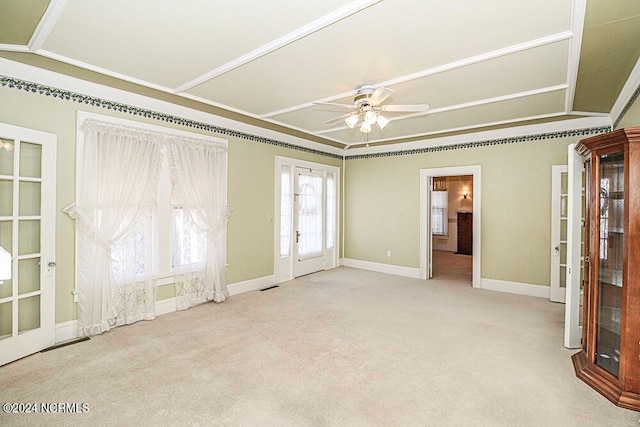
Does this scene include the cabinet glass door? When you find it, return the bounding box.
[596,152,624,377]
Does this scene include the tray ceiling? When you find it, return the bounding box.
[1,0,639,151]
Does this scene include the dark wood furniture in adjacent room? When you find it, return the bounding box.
[456,211,472,255]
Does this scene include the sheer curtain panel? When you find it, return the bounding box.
[63,120,162,336]
[168,139,231,309]
[65,117,230,335]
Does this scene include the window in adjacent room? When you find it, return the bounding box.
[432,177,448,236]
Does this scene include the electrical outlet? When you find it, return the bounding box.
[387,250,392,257]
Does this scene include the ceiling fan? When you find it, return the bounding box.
[319,86,429,133]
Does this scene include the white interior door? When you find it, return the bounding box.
[294,167,325,277]
[550,165,568,303]
[565,143,585,349]
[0,123,56,366]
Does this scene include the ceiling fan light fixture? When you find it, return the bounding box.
[376,114,390,129]
[363,109,378,125]
[345,114,359,128]
[360,121,372,133]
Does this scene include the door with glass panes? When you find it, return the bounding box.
[0,123,56,366]
[294,168,325,277]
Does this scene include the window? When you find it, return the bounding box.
[171,206,207,269]
[69,113,229,335]
[280,166,292,257]
[326,173,336,249]
[123,154,208,279]
[431,190,448,236]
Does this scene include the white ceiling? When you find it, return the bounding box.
[2,0,638,150]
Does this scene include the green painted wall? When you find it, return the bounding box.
[0,85,341,323]
[344,135,582,287]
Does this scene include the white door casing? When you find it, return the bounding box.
[420,166,481,288]
[274,157,339,283]
[427,176,433,279]
[0,122,56,366]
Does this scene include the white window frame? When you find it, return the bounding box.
[75,111,227,290]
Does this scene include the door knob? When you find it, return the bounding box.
[48,261,56,267]
[296,230,300,243]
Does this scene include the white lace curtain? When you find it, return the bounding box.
[431,190,448,236]
[65,119,229,336]
[168,139,231,309]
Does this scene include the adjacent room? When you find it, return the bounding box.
[1,0,640,425]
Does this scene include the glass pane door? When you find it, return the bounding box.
[293,167,326,277]
[297,171,324,261]
[595,152,624,377]
[0,124,56,367]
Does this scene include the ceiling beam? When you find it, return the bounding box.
[317,84,569,135]
[28,0,72,51]
[564,0,587,113]
[262,31,574,120]
[173,0,383,93]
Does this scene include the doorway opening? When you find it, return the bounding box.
[431,175,473,283]
[420,165,481,288]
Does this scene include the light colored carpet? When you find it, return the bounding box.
[1,266,638,426]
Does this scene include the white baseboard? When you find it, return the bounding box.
[342,258,421,279]
[228,275,276,296]
[55,320,78,343]
[480,278,550,299]
[54,275,274,342]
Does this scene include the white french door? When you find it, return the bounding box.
[294,167,325,277]
[275,157,339,283]
[0,123,56,366]
[564,143,585,349]
[550,165,568,303]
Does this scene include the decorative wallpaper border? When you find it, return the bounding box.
[344,126,612,160]
[0,75,618,162]
[614,82,640,129]
[0,76,343,160]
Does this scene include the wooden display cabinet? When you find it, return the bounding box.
[572,127,640,411]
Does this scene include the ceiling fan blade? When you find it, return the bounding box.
[314,102,357,109]
[323,112,353,124]
[382,104,430,112]
[369,87,393,105]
